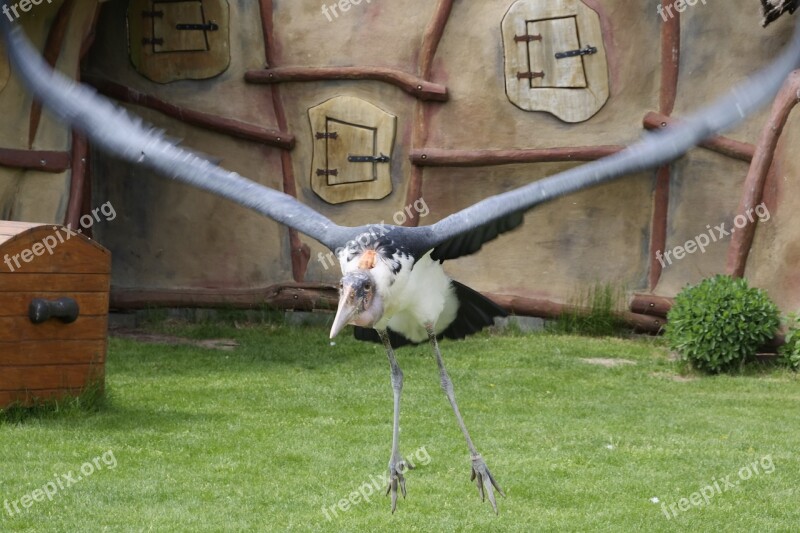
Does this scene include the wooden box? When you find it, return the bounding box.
[0,221,110,407]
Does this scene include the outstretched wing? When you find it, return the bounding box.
[0,18,354,253]
[421,22,800,262]
[4,16,799,265]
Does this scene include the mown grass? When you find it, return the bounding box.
[1,317,799,532]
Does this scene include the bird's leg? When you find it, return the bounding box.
[377,329,408,513]
[425,324,505,513]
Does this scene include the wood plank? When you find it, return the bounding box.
[0,364,103,391]
[308,96,396,204]
[0,226,110,274]
[0,273,109,292]
[128,0,230,83]
[0,316,108,342]
[0,339,106,366]
[0,292,109,317]
[154,2,208,52]
[0,221,41,231]
[502,0,609,122]
[528,18,586,88]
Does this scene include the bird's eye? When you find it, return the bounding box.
[364,282,372,291]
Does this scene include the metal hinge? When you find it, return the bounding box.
[347,153,390,164]
[316,169,339,177]
[142,38,164,46]
[315,132,339,140]
[514,34,542,43]
[142,10,163,18]
[517,71,545,80]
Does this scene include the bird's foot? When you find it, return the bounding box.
[470,454,505,513]
[385,455,411,513]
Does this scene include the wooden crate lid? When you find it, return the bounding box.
[0,220,110,274]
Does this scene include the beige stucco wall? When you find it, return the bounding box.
[0,0,98,224]
[3,0,794,312]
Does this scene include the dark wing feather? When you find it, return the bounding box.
[431,211,524,262]
[422,21,800,262]
[438,280,508,340]
[353,326,416,348]
[0,18,354,252]
[762,0,799,26]
[353,280,507,347]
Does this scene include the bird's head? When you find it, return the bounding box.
[329,269,384,338]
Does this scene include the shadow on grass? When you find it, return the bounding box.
[0,380,108,425]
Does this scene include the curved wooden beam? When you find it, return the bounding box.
[410,146,624,167]
[629,294,674,318]
[65,132,87,228]
[110,283,340,311]
[84,76,295,150]
[245,66,449,102]
[660,7,680,116]
[108,284,662,333]
[726,70,800,278]
[65,1,104,232]
[649,165,671,290]
[649,5,681,290]
[28,0,76,148]
[484,293,664,334]
[258,0,310,283]
[419,0,454,80]
[0,148,71,172]
[405,0,455,227]
[643,112,755,162]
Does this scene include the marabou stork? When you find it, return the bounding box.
[3,16,800,514]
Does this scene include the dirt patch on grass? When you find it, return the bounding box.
[580,358,637,368]
[650,372,697,382]
[110,330,238,351]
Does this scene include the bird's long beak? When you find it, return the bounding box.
[330,287,357,339]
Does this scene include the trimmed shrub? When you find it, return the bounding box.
[666,275,780,373]
[779,313,800,371]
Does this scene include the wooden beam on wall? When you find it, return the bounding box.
[726,70,800,278]
[410,146,624,167]
[245,66,449,102]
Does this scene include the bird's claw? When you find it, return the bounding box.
[470,454,505,513]
[385,457,411,513]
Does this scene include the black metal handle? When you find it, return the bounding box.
[28,298,80,325]
[176,22,219,31]
[555,45,597,59]
[348,153,391,164]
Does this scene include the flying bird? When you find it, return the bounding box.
[2,16,799,514]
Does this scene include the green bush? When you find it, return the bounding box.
[666,275,780,373]
[779,313,800,371]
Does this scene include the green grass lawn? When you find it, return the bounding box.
[1,318,799,532]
